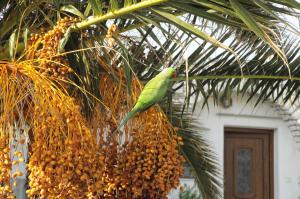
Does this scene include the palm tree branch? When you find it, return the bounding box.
[74,0,168,30]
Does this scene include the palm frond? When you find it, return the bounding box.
[1,0,299,61]
[171,37,300,108]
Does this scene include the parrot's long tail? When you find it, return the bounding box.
[110,109,138,140]
[118,109,136,130]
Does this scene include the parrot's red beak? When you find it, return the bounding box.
[172,72,177,78]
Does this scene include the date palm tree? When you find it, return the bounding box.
[0,0,299,198]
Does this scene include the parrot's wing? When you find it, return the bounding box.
[133,78,170,111]
[132,96,156,113]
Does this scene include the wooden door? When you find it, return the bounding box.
[224,128,273,199]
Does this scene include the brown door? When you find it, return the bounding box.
[224,128,273,199]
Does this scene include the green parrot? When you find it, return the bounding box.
[116,67,176,132]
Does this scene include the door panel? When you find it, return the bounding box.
[224,128,273,199]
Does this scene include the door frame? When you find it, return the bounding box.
[224,127,274,199]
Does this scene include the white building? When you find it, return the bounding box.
[170,94,300,199]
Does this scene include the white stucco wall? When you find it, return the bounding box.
[11,128,28,199]
[169,95,300,199]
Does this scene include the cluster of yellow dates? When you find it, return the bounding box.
[26,82,105,198]
[27,17,78,81]
[96,73,185,198]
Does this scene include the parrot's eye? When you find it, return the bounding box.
[172,73,177,78]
